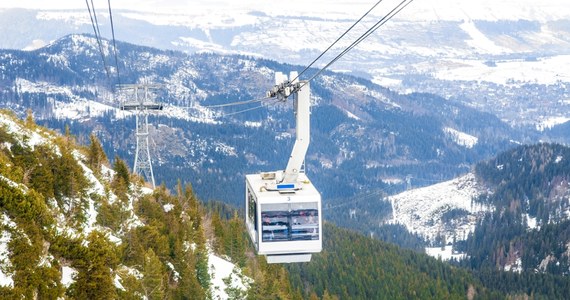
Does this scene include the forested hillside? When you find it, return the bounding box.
[0,110,293,298]
[3,108,570,299]
[287,223,570,299]
[460,143,570,275]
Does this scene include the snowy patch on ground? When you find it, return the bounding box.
[160,105,219,124]
[460,19,511,55]
[425,245,466,261]
[166,261,180,282]
[76,157,106,198]
[536,116,570,131]
[443,127,478,149]
[114,273,125,291]
[435,55,570,85]
[82,192,98,235]
[0,214,15,287]
[505,257,523,273]
[525,213,539,230]
[74,154,103,234]
[52,98,115,120]
[214,142,237,157]
[163,203,175,213]
[343,108,361,120]
[208,251,250,300]
[174,36,228,53]
[0,111,50,151]
[383,177,404,185]
[244,121,262,128]
[61,266,77,288]
[390,173,490,242]
[319,158,333,169]
[371,76,402,89]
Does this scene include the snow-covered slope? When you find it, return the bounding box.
[444,127,478,149]
[390,173,490,243]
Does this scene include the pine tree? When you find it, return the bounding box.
[175,246,205,299]
[226,212,246,267]
[87,133,108,175]
[112,156,131,202]
[211,212,225,254]
[53,145,87,201]
[195,222,211,296]
[72,231,118,299]
[142,249,166,300]
[29,145,55,199]
[25,108,34,128]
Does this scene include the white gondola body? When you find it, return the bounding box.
[245,173,322,263]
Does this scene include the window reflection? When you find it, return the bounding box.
[291,209,319,240]
[247,190,257,231]
[261,203,319,242]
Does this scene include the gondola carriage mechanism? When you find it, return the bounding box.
[245,71,322,264]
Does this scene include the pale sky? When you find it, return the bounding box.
[0,1,373,13]
[0,0,568,21]
[0,1,387,20]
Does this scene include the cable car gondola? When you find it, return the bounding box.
[245,72,322,263]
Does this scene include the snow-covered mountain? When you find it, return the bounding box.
[1,34,523,209]
[1,1,569,128]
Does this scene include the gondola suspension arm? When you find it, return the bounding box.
[264,71,311,188]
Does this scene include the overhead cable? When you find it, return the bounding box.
[323,190,385,211]
[85,0,111,80]
[215,97,281,118]
[203,97,270,108]
[216,105,265,118]
[107,0,121,85]
[305,0,415,87]
[198,0,405,111]
[90,0,104,43]
[292,0,385,83]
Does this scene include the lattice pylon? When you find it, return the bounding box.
[118,83,163,188]
[133,111,155,187]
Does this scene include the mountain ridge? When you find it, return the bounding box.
[1,33,521,207]
[1,6,569,131]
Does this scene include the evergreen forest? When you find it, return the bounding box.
[3,108,570,299]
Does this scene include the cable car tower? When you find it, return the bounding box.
[245,72,322,264]
[118,83,163,188]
